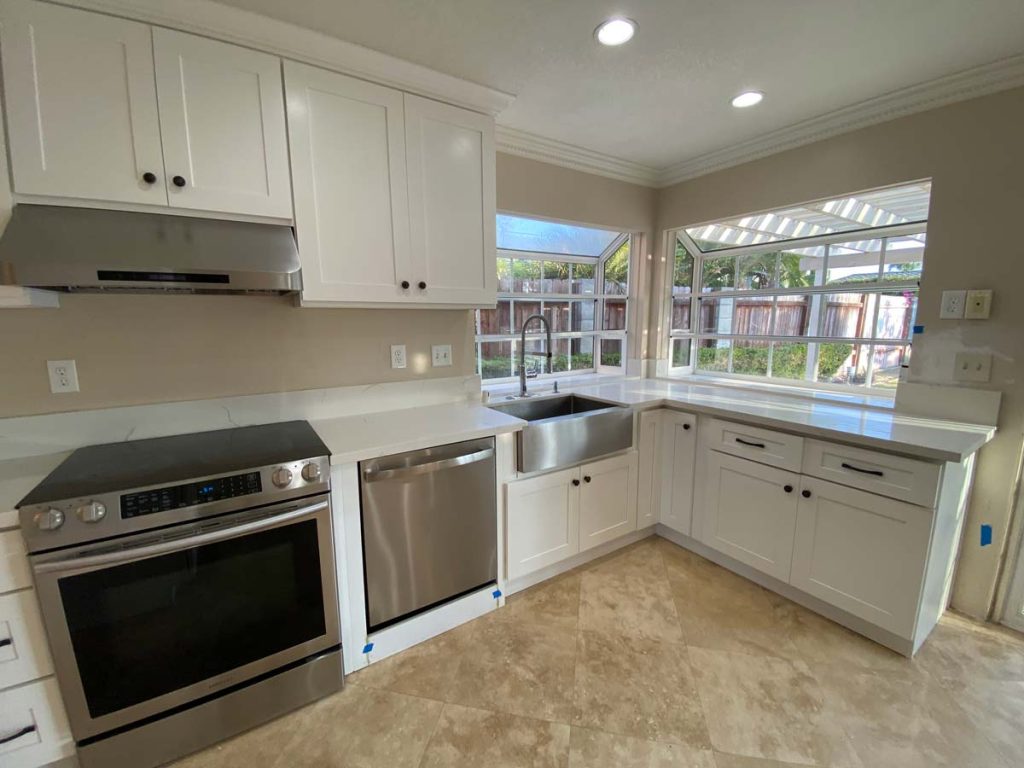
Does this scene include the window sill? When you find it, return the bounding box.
[665,373,897,411]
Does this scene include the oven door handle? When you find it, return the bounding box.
[362,447,494,482]
[34,500,329,575]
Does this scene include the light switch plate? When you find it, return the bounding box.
[431,344,452,367]
[954,352,992,383]
[47,359,79,393]
[940,290,966,319]
[390,345,407,369]
[964,289,992,319]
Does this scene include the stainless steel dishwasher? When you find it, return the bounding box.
[359,437,497,631]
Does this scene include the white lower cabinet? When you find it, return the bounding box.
[506,466,580,581]
[579,453,638,552]
[791,477,932,637]
[0,677,73,768]
[699,450,800,582]
[658,411,697,535]
[636,411,660,528]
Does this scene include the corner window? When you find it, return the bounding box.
[476,215,631,382]
[668,181,930,391]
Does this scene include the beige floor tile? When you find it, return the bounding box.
[582,537,665,580]
[420,704,570,768]
[713,754,825,768]
[348,623,475,700]
[573,629,710,749]
[915,611,1024,681]
[687,646,860,768]
[569,727,716,767]
[578,564,683,643]
[656,538,720,582]
[813,664,1006,768]
[488,572,581,630]
[446,619,577,723]
[934,676,1024,767]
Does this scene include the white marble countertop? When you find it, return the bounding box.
[546,379,994,463]
[311,402,525,466]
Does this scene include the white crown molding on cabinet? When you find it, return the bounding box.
[498,52,1024,189]
[56,0,515,115]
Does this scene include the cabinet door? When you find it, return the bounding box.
[791,478,932,637]
[285,62,414,304]
[404,94,496,305]
[0,0,165,204]
[579,452,638,551]
[506,467,579,580]
[154,28,291,218]
[700,451,800,581]
[636,411,661,528]
[658,411,697,535]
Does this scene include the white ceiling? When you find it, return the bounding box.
[218,0,1024,172]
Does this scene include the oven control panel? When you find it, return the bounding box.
[121,471,262,518]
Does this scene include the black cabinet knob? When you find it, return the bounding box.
[142,172,157,184]
[401,280,410,289]
[583,475,592,483]
[683,423,691,430]
[418,281,427,290]
[801,489,812,498]
[572,479,580,487]
[172,175,187,188]
[783,485,793,493]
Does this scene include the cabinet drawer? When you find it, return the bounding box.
[704,418,803,472]
[0,590,53,689]
[802,439,941,507]
[0,677,73,768]
[1,530,32,594]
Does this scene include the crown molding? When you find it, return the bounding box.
[57,0,515,115]
[497,53,1024,189]
[495,127,660,187]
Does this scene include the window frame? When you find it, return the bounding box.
[665,221,925,393]
[476,223,634,385]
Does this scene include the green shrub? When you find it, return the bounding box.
[818,343,853,377]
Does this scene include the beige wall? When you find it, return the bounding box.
[655,86,1024,619]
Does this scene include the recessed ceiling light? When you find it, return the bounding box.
[731,91,764,108]
[595,18,636,46]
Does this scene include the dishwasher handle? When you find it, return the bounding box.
[363,447,494,482]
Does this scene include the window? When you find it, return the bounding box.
[476,215,631,381]
[668,181,930,391]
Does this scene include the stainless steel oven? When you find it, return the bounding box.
[18,422,343,768]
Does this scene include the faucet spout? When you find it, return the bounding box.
[518,314,552,398]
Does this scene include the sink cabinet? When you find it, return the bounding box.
[579,453,638,552]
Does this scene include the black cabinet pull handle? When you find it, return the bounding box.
[142,171,157,184]
[735,437,766,449]
[783,485,793,493]
[801,489,812,498]
[418,281,427,290]
[172,175,187,187]
[0,637,11,648]
[571,479,580,487]
[683,423,691,430]
[0,724,37,745]
[401,280,410,289]
[584,475,592,483]
[841,462,884,477]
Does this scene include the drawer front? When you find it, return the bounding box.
[1,530,32,594]
[0,590,54,689]
[704,418,803,472]
[802,439,942,507]
[0,677,74,768]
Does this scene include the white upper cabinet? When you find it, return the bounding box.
[0,0,165,205]
[0,0,291,219]
[153,29,292,218]
[284,62,413,303]
[404,94,496,305]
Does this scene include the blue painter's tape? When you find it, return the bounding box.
[492,589,502,599]
[980,525,993,547]
[362,642,374,654]
[913,324,925,335]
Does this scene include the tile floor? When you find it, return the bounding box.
[171,536,1024,768]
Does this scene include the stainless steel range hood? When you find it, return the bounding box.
[0,205,302,294]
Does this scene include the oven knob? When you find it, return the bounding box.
[35,508,65,530]
[272,467,294,488]
[301,463,321,482]
[77,501,107,523]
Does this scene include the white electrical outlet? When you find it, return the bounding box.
[953,352,992,383]
[964,289,992,320]
[47,359,79,393]
[431,344,452,367]
[940,290,966,319]
[390,344,407,369]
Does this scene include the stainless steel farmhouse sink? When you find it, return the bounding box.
[487,394,634,473]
